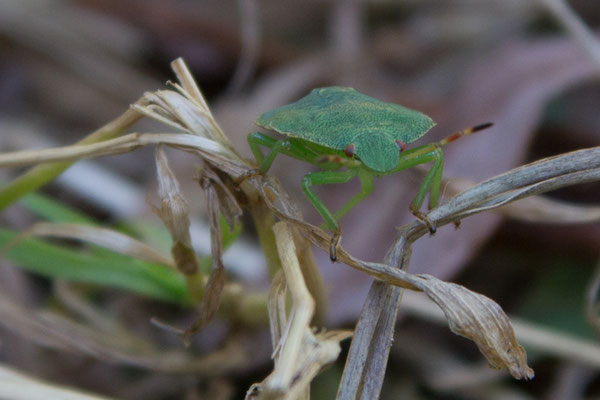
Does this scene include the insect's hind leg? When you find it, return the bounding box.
[411,147,443,233]
[392,144,444,233]
[407,146,443,212]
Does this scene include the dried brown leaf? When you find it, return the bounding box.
[196,164,243,231]
[416,274,534,380]
[402,290,600,371]
[182,167,233,343]
[152,145,198,275]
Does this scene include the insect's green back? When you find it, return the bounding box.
[256,87,435,172]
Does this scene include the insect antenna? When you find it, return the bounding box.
[438,122,493,146]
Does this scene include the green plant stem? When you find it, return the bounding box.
[185,270,207,303]
[250,199,282,280]
[246,182,327,322]
[221,290,269,326]
[0,107,143,211]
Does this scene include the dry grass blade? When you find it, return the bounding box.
[416,275,534,380]
[248,222,351,399]
[0,132,230,168]
[152,145,197,275]
[267,270,288,351]
[182,166,239,343]
[257,175,545,384]
[332,148,600,397]
[496,195,600,223]
[258,186,515,391]
[454,166,600,220]
[279,215,533,380]
[402,290,600,370]
[253,174,537,379]
[427,146,600,229]
[0,291,74,352]
[196,164,243,231]
[0,106,143,211]
[0,290,250,374]
[445,177,600,223]
[137,58,239,156]
[16,222,174,267]
[270,221,315,391]
[171,58,211,110]
[53,281,124,333]
[0,363,115,400]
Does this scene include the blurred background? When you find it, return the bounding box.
[1,0,600,399]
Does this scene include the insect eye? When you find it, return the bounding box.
[396,140,406,152]
[344,144,355,157]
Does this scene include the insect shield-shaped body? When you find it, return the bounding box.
[256,87,434,173]
[246,87,490,260]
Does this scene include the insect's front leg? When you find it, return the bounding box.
[238,133,318,184]
[248,133,321,170]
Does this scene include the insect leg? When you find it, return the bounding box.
[247,133,318,172]
[302,169,358,232]
[426,150,444,209]
[302,169,358,261]
[407,146,443,212]
[247,132,276,166]
[390,144,444,232]
[333,168,374,221]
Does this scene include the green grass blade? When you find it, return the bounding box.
[0,229,191,305]
[19,192,98,225]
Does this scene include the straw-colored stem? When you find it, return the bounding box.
[0,107,142,210]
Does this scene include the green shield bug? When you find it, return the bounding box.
[246,87,492,261]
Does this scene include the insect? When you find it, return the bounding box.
[246,87,492,261]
